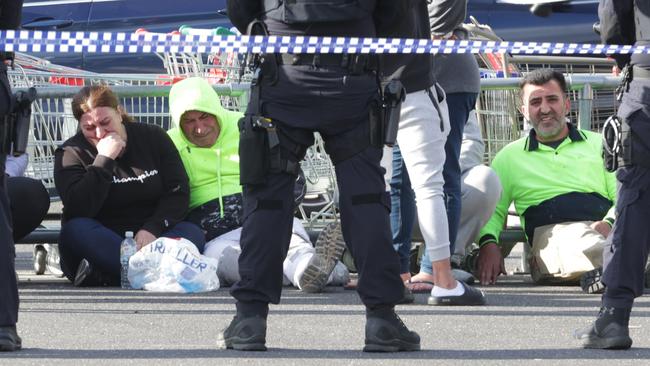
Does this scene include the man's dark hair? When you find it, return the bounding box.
[518,69,568,102]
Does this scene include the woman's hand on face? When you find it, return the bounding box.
[134,229,156,250]
[96,132,126,160]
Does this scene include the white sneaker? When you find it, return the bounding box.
[45,244,64,277]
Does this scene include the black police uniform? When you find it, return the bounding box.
[599,0,650,312]
[0,0,24,351]
[575,0,650,349]
[221,0,419,352]
[227,0,405,310]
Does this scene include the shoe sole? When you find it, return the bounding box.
[216,337,267,351]
[363,341,420,352]
[580,269,605,294]
[427,283,486,306]
[299,222,346,293]
[581,335,632,350]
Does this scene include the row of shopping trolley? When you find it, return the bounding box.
[7,22,620,235]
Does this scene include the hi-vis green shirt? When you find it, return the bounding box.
[478,124,617,246]
[167,77,243,212]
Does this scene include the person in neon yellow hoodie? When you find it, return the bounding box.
[168,77,243,241]
[167,77,348,290]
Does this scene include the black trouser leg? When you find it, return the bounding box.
[602,166,650,308]
[335,147,404,307]
[231,172,296,306]
[0,155,19,326]
[7,176,50,242]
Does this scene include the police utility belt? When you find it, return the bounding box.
[602,65,650,172]
[237,51,405,186]
[277,53,375,74]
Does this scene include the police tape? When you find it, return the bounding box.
[0,29,647,55]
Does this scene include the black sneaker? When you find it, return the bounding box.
[427,281,486,306]
[574,306,632,349]
[0,326,22,352]
[73,259,116,287]
[364,306,420,352]
[580,268,605,294]
[216,315,267,351]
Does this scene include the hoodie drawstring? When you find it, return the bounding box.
[216,148,224,217]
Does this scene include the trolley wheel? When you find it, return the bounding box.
[33,245,47,275]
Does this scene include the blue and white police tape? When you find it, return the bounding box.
[0,29,646,55]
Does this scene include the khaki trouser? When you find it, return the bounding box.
[529,221,605,284]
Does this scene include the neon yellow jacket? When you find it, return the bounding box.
[479,125,617,246]
[167,77,243,213]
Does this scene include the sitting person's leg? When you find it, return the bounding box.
[185,194,243,242]
[204,227,243,286]
[530,221,605,285]
[162,221,206,253]
[6,176,50,242]
[58,218,122,284]
[288,218,349,291]
[454,165,501,264]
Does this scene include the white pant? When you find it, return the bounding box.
[396,85,451,262]
[203,218,348,288]
[454,165,502,258]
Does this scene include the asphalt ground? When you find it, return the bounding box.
[2,243,650,366]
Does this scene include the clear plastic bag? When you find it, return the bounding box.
[128,237,220,293]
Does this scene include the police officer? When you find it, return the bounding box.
[0,0,24,352]
[575,0,650,349]
[220,0,419,352]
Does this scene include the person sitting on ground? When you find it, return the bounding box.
[53,85,205,287]
[5,153,50,243]
[475,69,616,292]
[167,77,348,291]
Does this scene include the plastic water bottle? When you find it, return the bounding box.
[120,231,137,289]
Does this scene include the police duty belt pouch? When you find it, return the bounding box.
[528,222,605,284]
[128,237,220,293]
[263,0,374,24]
[238,114,270,185]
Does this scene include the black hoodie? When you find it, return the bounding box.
[379,0,435,93]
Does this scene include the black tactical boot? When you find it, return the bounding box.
[0,326,22,352]
[364,306,420,352]
[217,302,268,351]
[574,306,632,349]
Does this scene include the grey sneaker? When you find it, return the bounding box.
[451,268,476,285]
[298,222,346,293]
